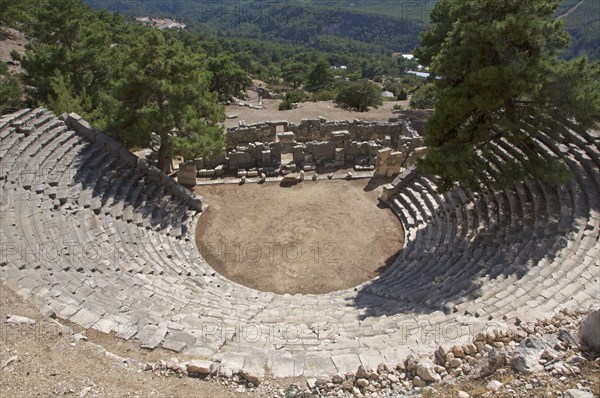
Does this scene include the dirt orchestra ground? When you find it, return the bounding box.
[195,178,404,294]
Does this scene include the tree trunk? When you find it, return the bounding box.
[156,133,171,173]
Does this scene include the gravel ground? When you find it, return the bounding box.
[224,89,410,128]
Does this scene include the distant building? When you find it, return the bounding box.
[392,53,415,59]
[135,16,186,30]
[406,70,430,78]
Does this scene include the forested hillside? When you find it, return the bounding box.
[557,0,600,60]
[83,0,425,54]
[82,0,598,60]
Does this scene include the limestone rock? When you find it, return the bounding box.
[416,358,438,382]
[387,373,399,383]
[341,379,354,391]
[487,348,508,368]
[240,367,263,385]
[577,309,600,352]
[5,315,36,325]
[558,329,579,348]
[187,360,213,375]
[451,345,465,357]
[356,378,369,388]
[511,334,558,374]
[564,389,594,398]
[465,343,477,355]
[434,346,447,364]
[40,305,56,319]
[511,349,544,374]
[315,377,329,387]
[520,334,558,350]
[567,355,587,365]
[356,365,370,379]
[412,375,427,387]
[73,333,88,341]
[217,365,233,378]
[406,354,419,371]
[486,380,502,391]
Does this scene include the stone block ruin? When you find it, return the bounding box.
[185,117,426,184]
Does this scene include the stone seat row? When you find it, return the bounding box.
[381,122,598,321]
[1,109,598,377]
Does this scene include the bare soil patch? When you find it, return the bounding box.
[0,282,260,398]
[0,27,27,75]
[224,94,409,128]
[194,178,404,294]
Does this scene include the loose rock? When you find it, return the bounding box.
[486,380,503,391]
[577,309,600,352]
[187,360,212,375]
[416,358,438,382]
[5,315,36,325]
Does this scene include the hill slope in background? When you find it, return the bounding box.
[82,0,598,59]
[558,0,600,60]
[83,0,426,54]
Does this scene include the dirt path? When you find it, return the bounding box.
[557,0,585,19]
[195,178,404,294]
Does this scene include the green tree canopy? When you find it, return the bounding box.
[409,82,438,109]
[0,63,22,113]
[282,62,307,89]
[264,64,281,85]
[335,79,383,112]
[0,0,36,33]
[206,54,251,102]
[109,29,225,172]
[305,58,334,92]
[415,0,600,192]
[21,0,123,123]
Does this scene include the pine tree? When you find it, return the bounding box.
[305,58,334,92]
[282,62,306,89]
[21,0,122,122]
[206,54,251,102]
[110,29,224,172]
[415,0,600,191]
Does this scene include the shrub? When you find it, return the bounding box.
[309,88,338,102]
[335,79,383,112]
[279,98,293,111]
[409,82,438,109]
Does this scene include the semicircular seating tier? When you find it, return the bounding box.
[0,108,598,379]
